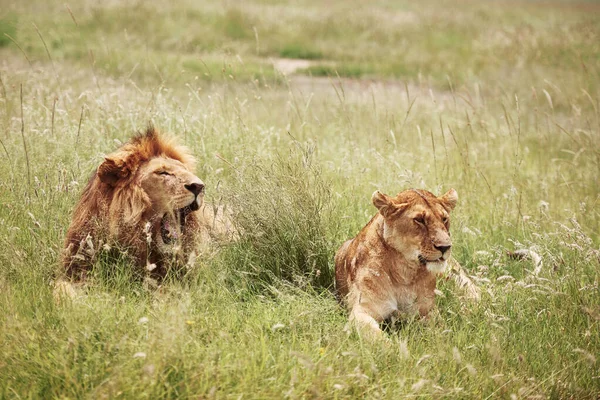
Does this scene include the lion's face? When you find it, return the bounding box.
[136,156,205,246]
[94,130,205,250]
[372,188,457,273]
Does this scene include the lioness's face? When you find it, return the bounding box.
[372,189,458,273]
[137,157,205,244]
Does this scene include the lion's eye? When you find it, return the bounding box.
[414,216,425,225]
[157,171,172,176]
[443,217,449,224]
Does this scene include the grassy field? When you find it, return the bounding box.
[1,0,599,398]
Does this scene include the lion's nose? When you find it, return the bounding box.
[434,244,451,254]
[185,182,205,196]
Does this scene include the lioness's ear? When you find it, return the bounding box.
[372,190,391,210]
[439,188,458,211]
[98,157,130,186]
[372,191,407,218]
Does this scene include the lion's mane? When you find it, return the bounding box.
[63,127,200,280]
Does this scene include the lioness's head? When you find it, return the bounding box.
[97,128,204,248]
[372,188,458,273]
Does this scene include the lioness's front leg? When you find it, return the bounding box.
[347,285,399,338]
[349,304,383,337]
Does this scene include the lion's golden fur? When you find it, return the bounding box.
[63,127,205,281]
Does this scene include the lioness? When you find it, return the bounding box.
[62,127,229,284]
[335,188,458,335]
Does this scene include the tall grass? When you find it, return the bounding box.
[221,140,336,294]
[0,0,599,398]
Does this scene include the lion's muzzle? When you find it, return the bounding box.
[185,180,205,211]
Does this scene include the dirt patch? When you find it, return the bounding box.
[271,58,324,75]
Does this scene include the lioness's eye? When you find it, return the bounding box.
[414,216,425,225]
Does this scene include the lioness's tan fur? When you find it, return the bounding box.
[335,188,458,335]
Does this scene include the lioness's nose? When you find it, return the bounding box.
[435,244,451,254]
[185,182,205,196]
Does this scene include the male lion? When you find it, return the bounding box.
[62,127,221,283]
[335,188,459,336]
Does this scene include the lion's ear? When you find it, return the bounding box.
[98,157,130,186]
[439,188,458,211]
[372,190,407,218]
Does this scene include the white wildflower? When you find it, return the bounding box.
[271,323,285,331]
[462,226,477,236]
[146,261,157,272]
[144,221,152,245]
[411,379,428,391]
[416,354,432,366]
[466,363,477,375]
[453,347,462,364]
[474,251,491,257]
[186,251,197,269]
[27,212,41,228]
[85,234,95,256]
[398,339,410,359]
